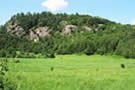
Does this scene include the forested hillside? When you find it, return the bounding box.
[0,12,135,58]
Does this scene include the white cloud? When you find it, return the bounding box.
[41,0,68,12]
[131,19,135,25]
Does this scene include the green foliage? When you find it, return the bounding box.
[0,50,7,58]
[6,55,135,90]
[1,12,135,58]
[0,59,16,90]
[16,51,47,58]
[116,31,135,58]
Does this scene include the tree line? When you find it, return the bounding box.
[0,12,135,58]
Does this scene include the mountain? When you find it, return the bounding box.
[0,12,135,58]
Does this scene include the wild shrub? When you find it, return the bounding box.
[0,59,16,90]
[121,64,125,69]
[13,59,20,63]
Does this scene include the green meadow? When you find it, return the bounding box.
[6,55,135,90]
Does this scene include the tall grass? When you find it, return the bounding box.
[6,55,135,90]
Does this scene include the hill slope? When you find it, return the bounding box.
[5,12,114,41]
[0,12,135,58]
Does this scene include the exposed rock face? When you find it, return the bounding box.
[29,27,50,41]
[6,22,95,41]
[6,22,50,41]
[6,23,25,36]
[83,26,92,31]
[29,31,39,42]
[35,27,50,37]
[63,25,77,34]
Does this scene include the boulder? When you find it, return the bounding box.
[6,23,25,36]
[29,31,39,42]
[63,25,77,34]
[82,26,92,32]
[35,27,50,37]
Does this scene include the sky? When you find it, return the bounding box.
[0,0,135,25]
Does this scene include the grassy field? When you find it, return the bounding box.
[6,55,135,90]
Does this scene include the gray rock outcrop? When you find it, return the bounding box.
[63,25,77,34]
[6,23,25,36]
[82,26,92,31]
[35,27,50,37]
[29,26,50,41]
[29,31,39,42]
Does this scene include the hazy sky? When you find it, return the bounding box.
[0,0,135,25]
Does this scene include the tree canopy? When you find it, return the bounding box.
[0,12,135,58]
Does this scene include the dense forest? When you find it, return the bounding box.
[0,12,135,58]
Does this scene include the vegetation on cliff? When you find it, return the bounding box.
[0,12,135,58]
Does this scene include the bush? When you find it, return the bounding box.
[48,53,55,58]
[0,59,16,90]
[16,51,47,58]
[0,50,7,58]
